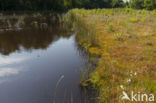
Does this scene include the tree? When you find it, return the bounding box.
[112,0,124,8]
[0,0,125,11]
[129,0,144,9]
[144,0,156,10]
[129,0,156,10]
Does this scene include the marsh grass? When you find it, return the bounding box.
[129,17,139,23]
[113,32,128,41]
[64,10,98,47]
[80,65,93,87]
[64,8,156,103]
[106,23,114,32]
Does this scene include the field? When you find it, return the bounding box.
[64,8,156,102]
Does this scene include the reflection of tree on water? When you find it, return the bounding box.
[0,23,71,56]
[0,15,60,31]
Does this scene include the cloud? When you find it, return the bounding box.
[0,68,21,77]
[0,57,28,66]
[0,67,23,84]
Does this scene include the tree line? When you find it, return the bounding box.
[0,0,124,11]
[128,0,156,10]
[0,0,155,12]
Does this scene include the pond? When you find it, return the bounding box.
[0,15,92,103]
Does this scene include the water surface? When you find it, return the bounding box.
[0,15,90,103]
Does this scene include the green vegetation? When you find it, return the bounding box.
[129,17,139,23]
[0,0,124,12]
[129,0,156,10]
[65,8,156,103]
[0,0,156,12]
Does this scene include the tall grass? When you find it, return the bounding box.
[64,10,98,47]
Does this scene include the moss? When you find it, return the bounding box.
[65,8,156,103]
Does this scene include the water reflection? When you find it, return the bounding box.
[0,67,21,77]
[0,15,71,55]
[0,15,93,103]
[0,57,27,65]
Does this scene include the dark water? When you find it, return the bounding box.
[0,15,90,103]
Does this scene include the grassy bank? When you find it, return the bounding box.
[65,8,156,103]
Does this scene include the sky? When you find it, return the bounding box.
[123,0,129,2]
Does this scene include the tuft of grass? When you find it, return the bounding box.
[153,9,156,15]
[129,17,139,23]
[140,17,146,22]
[114,32,128,41]
[106,23,114,32]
